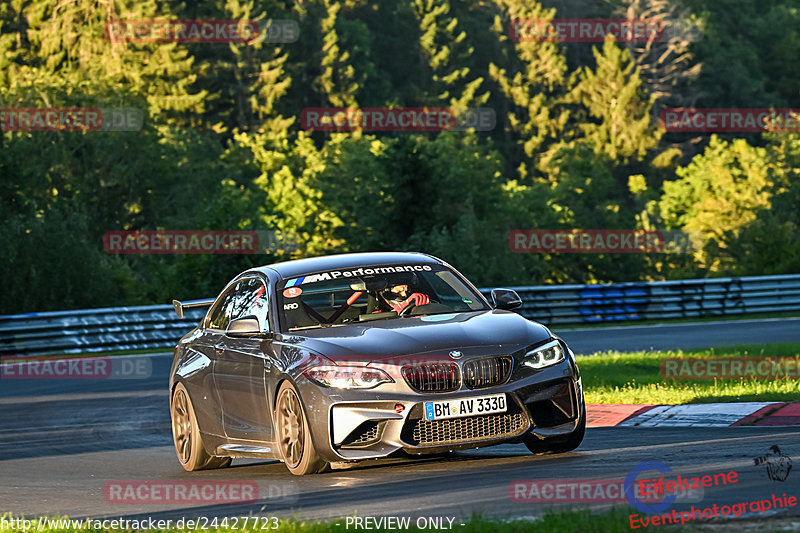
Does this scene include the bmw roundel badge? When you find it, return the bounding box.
[449,350,463,359]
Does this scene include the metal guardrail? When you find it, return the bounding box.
[0,305,207,357]
[478,273,800,326]
[2,274,799,356]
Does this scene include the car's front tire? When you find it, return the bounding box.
[522,406,586,455]
[275,381,329,475]
[171,382,232,471]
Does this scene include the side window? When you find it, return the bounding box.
[236,278,270,331]
[207,284,239,330]
[207,277,269,331]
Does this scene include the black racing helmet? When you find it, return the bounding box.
[380,272,419,300]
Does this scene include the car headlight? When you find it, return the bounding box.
[522,340,565,369]
[303,365,394,389]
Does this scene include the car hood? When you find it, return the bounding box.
[280,310,552,361]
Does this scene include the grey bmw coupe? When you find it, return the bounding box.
[170,252,585,475]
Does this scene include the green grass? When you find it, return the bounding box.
[580,343,800,404]
[0,510,633,533]
[4,509,797,533]
[6,339,800,407]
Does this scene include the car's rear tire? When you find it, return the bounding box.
[523,406,586,455]
[171,382,232,471]
[275,381,329,475]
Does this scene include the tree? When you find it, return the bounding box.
[234,130,345,256]
[411,0,488,110]
[567,34,662,163]
[537,141,649,282]
[616,0,704,112]
[707,132,800,275]
[315,0,359,108]
[659,136,776,271]
[403,132,510,284]
[3,0,203,118]
[312,135,407,251]
[682,0,796,108]
[183,0,294,133]
[488,0,570,179]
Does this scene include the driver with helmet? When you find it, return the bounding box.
[376,273,430,314]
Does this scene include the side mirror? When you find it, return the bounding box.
[226,315,266,337]
[491,288,522,311]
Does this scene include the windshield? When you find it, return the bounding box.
[277,264,489,331]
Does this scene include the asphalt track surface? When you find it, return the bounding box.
[558,316,800,354]
[2,318,799,523]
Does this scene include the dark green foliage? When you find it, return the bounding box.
[1,0,796,313]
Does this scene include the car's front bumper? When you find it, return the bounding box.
[297,357,584,463]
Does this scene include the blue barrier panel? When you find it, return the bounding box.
[3,274,800,355]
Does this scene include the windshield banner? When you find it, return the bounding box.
[285,264,434,287]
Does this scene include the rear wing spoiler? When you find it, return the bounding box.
[172,298,215,319]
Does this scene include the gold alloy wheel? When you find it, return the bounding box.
[277,386,305,468]
[171,387,192,464]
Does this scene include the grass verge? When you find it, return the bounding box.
[3,509,798,533]
[0,510,632,533]
[580,343,800,404]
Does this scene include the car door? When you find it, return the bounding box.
[187,284,241,438]
[212,277,274,443]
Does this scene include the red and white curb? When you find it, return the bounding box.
[587,402,800,427]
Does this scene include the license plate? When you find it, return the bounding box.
[424,393,507,420]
